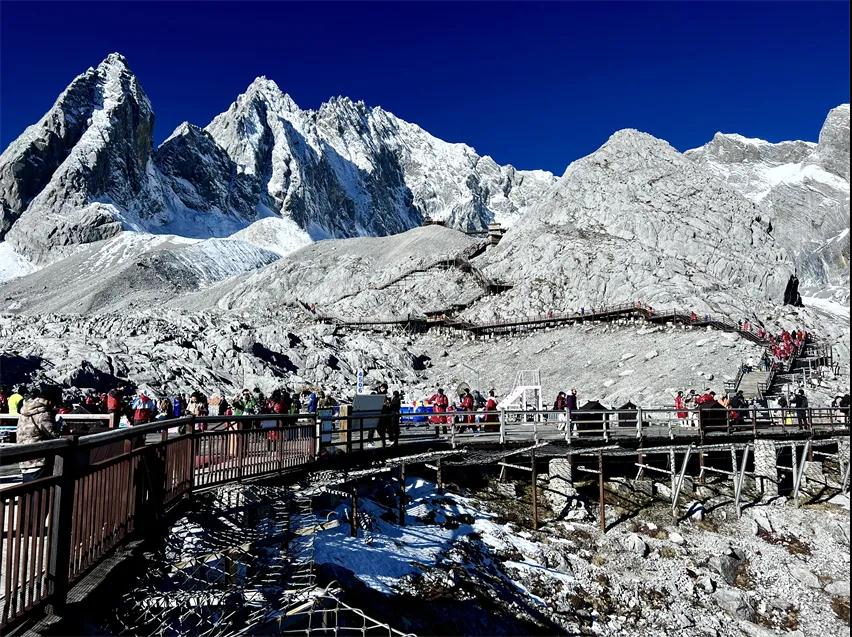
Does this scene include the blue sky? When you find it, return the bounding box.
[1,1,849,174]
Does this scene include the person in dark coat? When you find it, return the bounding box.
[728,390,748,427]
[565,388,578,413]
[388,390,402,445]
[792,389,809,429]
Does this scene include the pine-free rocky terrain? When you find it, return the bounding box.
[0,53,850,637]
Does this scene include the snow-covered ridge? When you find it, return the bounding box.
[686,104,850,289]
[0,52,555,269]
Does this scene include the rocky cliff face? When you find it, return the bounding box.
[205,78,554,238]
[468,129,792,323]
[686,105,850,291]
[2,53,158,262]
[0,54,554,266]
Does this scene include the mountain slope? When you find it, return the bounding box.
[0,233,279,314]
[686,104,850,291]
[467,129,792,322]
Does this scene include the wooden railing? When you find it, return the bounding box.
[0,405,848,630]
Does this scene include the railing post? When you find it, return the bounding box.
[47,439,78,613]
[636,407,643,440]
[499,410,506,444]
[188,417,197,488]
[530,447,538,531]
[237,419,246,483]
[314,413,321,461]
[565,408,572,443]
[751,406,757,436]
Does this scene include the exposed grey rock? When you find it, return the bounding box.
[713,588,755,621]
[685,501,706,521]
[206,78,554,237]
[787,564,820,589]
[709,555,741,586]
[623,533,648,556]
[4,54,162,263]
[470,129,792,325]
[687,104,850,291]
[824,579,850,596]
[0,54,554,266]
[697,575,717,594]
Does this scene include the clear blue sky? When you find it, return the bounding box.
[1,1,849,174]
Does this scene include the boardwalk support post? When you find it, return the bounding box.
[792,440,811,506]
[398,462,406,526]
[671,444,693,517]
[530,448,539,530]
[598,450,606,533]
[733,445,751,518]
[47,440,78,614]
[350,487,358,537]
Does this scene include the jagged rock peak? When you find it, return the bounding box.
[161,121,205,144]
[240,76,300,112]
[97,51,131,70]
[815,103,850,180]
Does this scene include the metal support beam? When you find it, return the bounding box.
[792,440,811,506]
[733,444,751,518]
[671,444,694,517]
[634,463,671,476]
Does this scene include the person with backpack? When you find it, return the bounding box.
[132,390,156,426]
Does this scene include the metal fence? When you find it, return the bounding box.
[0,405,849,630]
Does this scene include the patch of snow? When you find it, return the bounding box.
[230,216,313,257]
[802,296,850,319]
[0,242,37,282]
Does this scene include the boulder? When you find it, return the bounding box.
[709,555,740,585]
[714,588,754,621]
[824,579,850,596]
[623,533,648,556]
[787,565,820,589]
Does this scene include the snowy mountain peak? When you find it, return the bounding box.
[1,53,555,265]
[162,121,204,145]
[98,51,131,70]
[241,76,300,113]
[686,104,850,290]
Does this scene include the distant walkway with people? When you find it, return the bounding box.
[325,300,782,344]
